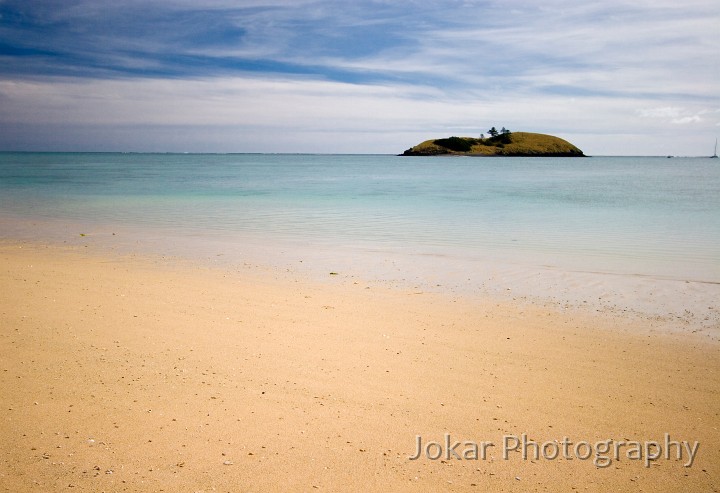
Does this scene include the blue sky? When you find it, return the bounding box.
[0,0,718,154]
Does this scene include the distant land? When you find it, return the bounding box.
[401,132,585,157]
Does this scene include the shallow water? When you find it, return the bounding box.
[2,153,718,277]
[2,152,719,325]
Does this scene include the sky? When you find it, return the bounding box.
[0,0,718,155]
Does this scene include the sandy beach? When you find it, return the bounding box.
[1,241,718,492]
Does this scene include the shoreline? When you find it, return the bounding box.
[2,212,719,335]
[1,241,719,491]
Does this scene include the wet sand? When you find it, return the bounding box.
[1,242,718,492]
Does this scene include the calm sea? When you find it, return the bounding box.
[1,152,719,299]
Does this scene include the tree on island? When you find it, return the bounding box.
[486,126,511,137]
[498,127,512,144]
[484,126,512,144]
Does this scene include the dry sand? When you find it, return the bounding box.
[1,242,718,492]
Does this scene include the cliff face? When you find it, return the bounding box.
[401,132,585,157]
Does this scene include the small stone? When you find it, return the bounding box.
[223,460,233,465]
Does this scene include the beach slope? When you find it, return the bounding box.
[1,243,717,492]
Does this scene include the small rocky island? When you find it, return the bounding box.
[401,129,585,157]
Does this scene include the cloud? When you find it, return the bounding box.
[637,107,685,119]
[672,116,702,125]
[1,73,710,154]
[0,0,718,154]
[637,106,714,125]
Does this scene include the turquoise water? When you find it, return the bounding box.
[1,152,719,283]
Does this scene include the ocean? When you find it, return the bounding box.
[1,152,719,321]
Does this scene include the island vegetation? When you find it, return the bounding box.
[401,128,585,157]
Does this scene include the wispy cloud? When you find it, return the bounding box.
[0,0,718,154]
[638,106,718,125]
